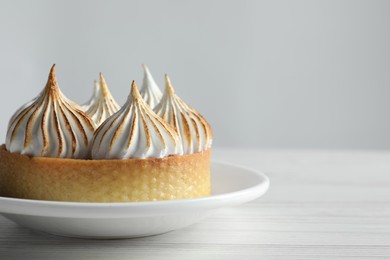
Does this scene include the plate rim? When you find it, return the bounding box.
[0,160,270,218]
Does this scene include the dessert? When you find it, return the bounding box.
[0,65,212,202]
[82,73,120,126]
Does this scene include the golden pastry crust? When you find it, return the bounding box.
[0,145,211,202]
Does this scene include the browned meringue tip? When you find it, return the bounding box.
[46,64,59,91]
[99,73,109,93]
[130,80,142,99]
[164,74,175,95]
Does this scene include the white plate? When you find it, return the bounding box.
[0,161,269,239]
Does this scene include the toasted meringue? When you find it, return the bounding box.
[91,81,183,159]
[5,65,95,159]
[139,65,162,108]
[82,73,120,126]
[154,75,213,154]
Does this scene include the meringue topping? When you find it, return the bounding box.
[82,73,120,126]
[154,75,213,154]
[6,65,96,158]
[139,65,162,108]
[91,81,183,159]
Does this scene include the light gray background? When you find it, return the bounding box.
[0,0,389,149]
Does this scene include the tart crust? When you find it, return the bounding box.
[0,145,211,202]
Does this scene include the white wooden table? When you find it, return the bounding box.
[1,148,390,259]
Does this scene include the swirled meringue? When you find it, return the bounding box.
[82,73,120,126]
[5,65,96,158]
[91,81,182,159]
[154,75,213,154]
[139,65,162,108]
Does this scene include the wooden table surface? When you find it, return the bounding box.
[1,148,390,259]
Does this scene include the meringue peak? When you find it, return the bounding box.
[130,80,142,100]
[164,74,176,95]
[142,64,152,76]
[82,73,120,126]
[6,65,96,158]
[93,80,99,89]
[154,76,213,154]
[91,79,183,159]
[46,64,59,92]
[140,65,163,108]
[99,73,110,95]
[141,64,159,90]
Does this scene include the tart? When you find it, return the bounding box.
[0,65,213,202]
[0,145,210,202]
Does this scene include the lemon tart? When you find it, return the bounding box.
[0,65,212,202]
